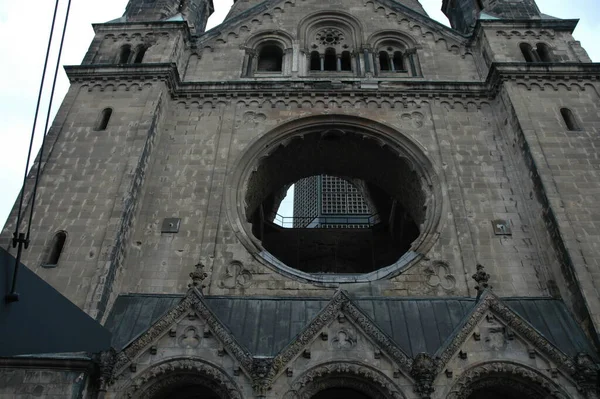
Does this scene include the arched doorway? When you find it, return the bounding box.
[121,359,242,399]
[312,387,372,399]
[146,374,224,399]
[448,362,571,399]
[286,362,405,399]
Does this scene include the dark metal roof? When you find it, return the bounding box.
[0,248,111,357]
[505,298,598,359]
[205,297,330,356]
[354,298,475,357]
[104,294,183,350]
[103,293,597,360]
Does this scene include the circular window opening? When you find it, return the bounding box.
[261,174,419,274]
[230,116,442,283]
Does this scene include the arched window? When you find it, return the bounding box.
[560,108,580,131]
[536,43,552,62]
[324,48,337,71]
[341,51,352,71]
[257,44,283,72]
[44,231,67,267]
[133,45,148,64]
[392,51,404,71]
[118,45,132,64]
[310,51,321,71]
[379,51,391,71]
[520,43,536,63]
[95,108,113,131]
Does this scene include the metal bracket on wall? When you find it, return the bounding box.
[161,218,181,234]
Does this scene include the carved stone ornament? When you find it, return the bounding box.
[251,357,275,396]
[331,328,357,350]
[96,348,117,389]
[410,353,436,399]
[218,260,253,289]
[112,289,254,380]
[271,290,413,379]
[289,361,406,399]
[472,263,490,294]
[435,291,576,375]
[446,361,570,399]
[189,262,208,288]
[118,358,242,399]
[424,260,456,292]
[573,352,599,396]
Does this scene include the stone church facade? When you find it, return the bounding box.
[1,0,600,397]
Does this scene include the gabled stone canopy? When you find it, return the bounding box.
[102,288,598,397]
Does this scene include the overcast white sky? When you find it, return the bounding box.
[0,0,598,229]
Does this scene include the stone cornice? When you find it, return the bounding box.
[0,356,95,372]
[92,20,189,35]
[65,62,600,101]
[476,18,580,33]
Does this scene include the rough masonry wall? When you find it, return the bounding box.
[187,0,479,82]
[117,91,553,299]
[0,83,165,313]
[502,80,600,339]
[482,26,592,64]
[0,368,89,398]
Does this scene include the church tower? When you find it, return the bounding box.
[1,0,599,397]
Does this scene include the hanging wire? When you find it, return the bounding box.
[12,0,62,246]
[7,0,74,301]
[26,0,74,242]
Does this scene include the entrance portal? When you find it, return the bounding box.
[312,387,372,399]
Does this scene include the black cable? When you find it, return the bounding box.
[7,0,74,301]
[12,0,62,246]
[26,0,74,242]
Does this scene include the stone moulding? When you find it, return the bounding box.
[435,291,576,376]
[285,361,406,399]
[225,113,445,284]
[445,361,571,399]
[118,358,243,399]
[109,289,594,396]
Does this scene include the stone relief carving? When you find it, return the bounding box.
[399,111,425,129]
[239,111,266,128]
[218,260,253,289]
[446,362,569,399]
[424,260,456,292]
[435,292,576,375]
[119,358,243,399]
[331,328,357,350]
[410,353,436,399]
[178,326,201,348]
[289,361,405,399]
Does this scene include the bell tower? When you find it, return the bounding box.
[124,0,214,33]
[443,0,541,33]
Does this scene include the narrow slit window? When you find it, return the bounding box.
[133,46,148,64]
[341,51,352,71]
[257,45,283,72]
[45,231,66,267]
[118,45,132,64]
[536,43,552,62]
[560,108,580,131]
[324,48,337,71]
[310,51,321,71]
[379,51,391,71]
[520,43,536,63]
[96,108,113,131]
[392,51,404,71]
